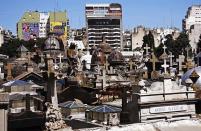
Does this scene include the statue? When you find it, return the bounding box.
[45,102,71,130]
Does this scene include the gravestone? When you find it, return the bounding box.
[132,76,197,123]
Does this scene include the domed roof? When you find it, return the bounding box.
[108,49,124,65]
[99,43,112,54]
[44,35,61,50]
[181,66,201,87]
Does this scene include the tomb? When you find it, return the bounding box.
[132,75,197,122]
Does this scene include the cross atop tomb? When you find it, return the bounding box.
[144,44,150,56]
[57,53,64,68]
[57,53,63,64]
[168,52,174,67]
[162,58,169,74]
[5,63,13,81]
[176,54,185,71]
[163,45,167,53]
[150,52,158,71]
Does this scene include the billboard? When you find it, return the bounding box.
[22,23,39,41]
[50,22,67,36]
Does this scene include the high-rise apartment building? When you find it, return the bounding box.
[0,26,14,47]
[183,5,201,31]
[85,3,122,49]
[183,5,201,51]
[17,11,69,42]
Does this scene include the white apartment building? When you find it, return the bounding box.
[183,5,201,51]
[183,5,201,31]
[39,12,49,38]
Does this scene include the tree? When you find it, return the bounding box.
[0,38,21,57]
[174,32,190,58]
[155,43,164,58]
[0,38,46,58]
[197,34,201,52]
[155,32,190,59]
[142,31,155,54]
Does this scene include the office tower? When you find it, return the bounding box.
[85,3,122,49]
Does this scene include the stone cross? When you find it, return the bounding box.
[150,52,158,71]
[176,55,185,71]
[163,44,167,53]
[168,52,174,67]
[57,53,63,64]
[57,53,64,68]
[97,68,106,90]
[5,63,13,81]
[162,58,169,74]
[144,44,150,56]
[161,45,169,74]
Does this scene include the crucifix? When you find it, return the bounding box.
[5,63,13,81]
[163,44,167,53]
[162,59,169,74]
[150,52,158,71]
[144,44,150,56]
[96,67,106,90]
[176,54,185,71]
[168,52,174,67]
[57,53,64,68]
[161,45,169,74]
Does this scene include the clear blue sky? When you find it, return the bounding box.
[0,0,200,34]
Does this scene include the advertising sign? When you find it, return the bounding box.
[22,23,39,41]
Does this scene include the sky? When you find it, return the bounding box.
[0,0,200,34]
